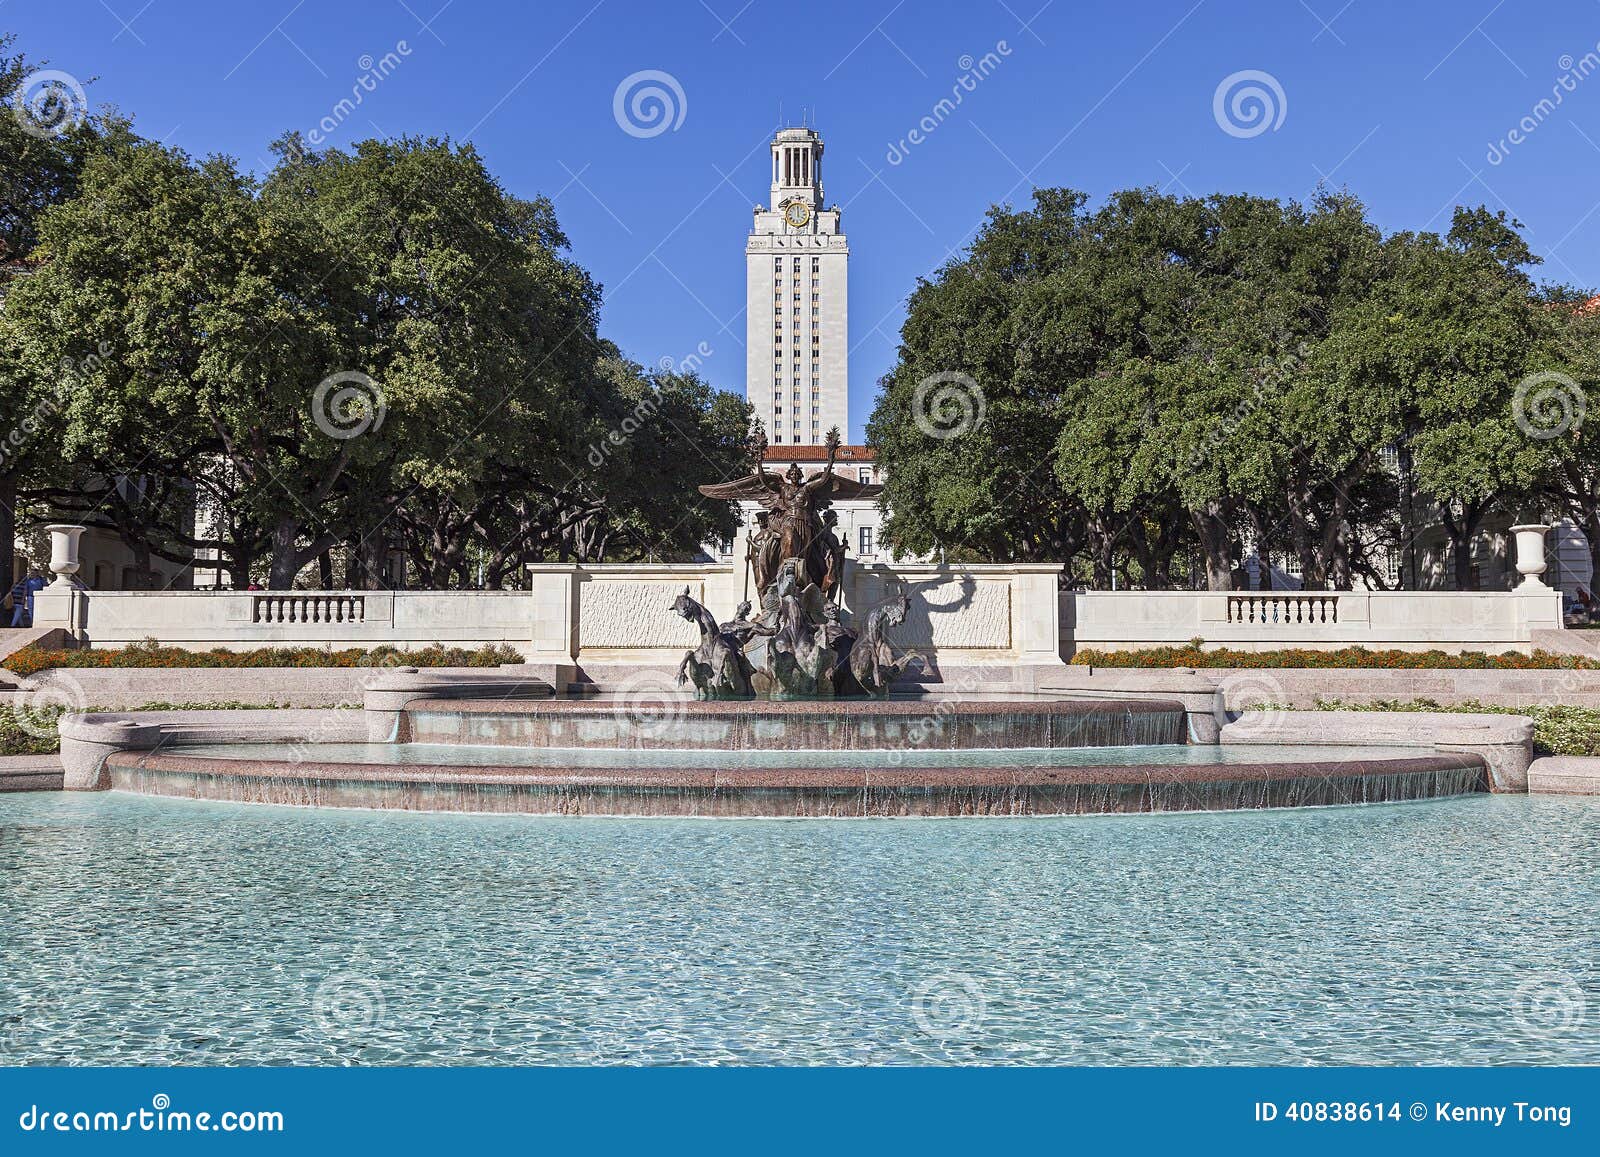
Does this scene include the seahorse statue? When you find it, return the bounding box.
[848,590,924,697]
[671,587,754,700]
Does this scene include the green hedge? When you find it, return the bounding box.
[0,701,324,757]
[1312,698,1600,758]
[1072,640,1597,670]
[5,641,524,679]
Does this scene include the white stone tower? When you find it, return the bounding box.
[745,127,848,445]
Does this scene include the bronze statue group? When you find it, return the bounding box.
[672,427,921,699]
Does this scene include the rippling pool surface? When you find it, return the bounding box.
[1,792,1595,1065]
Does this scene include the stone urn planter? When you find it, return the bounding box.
[1509,524,1551,589]
[44,523,87,588]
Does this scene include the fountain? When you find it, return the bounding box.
[50,427,1505,816]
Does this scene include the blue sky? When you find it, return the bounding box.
[12,0,1600,440]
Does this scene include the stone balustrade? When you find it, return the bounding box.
[27,564,1570,668]
[39,589,534,650]
[1064,587,1565,655]
[28,561,1069,688]
[252,592,366,624]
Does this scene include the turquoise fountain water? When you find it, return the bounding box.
[1,791,1594,1065]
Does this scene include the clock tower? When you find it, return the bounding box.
[745,127,848,445]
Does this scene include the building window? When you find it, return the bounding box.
[774,257,782,269]
[858,468,871,484]
[859,526,874,555]
[811,257,819,271]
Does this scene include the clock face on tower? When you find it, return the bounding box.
[783,201,811,229]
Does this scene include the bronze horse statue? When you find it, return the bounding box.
[672,587,754,700]
[848,590,924,697]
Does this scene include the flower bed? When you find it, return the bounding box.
[1070,640,1598,671]
[4,641,524,679]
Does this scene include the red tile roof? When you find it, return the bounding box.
[762,443,874,463]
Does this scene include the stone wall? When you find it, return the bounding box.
[39,589,535,651]
[527,560,1067,687]
[1062,588,1565,656]
[29,561,1068,687]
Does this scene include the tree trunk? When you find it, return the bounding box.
[359,535,388,590]
[1189,503,1233,591]
[1439,500,1481,591]
[268,518,305,589]
[1397,440,1417,590]
[0,473,16,593]
[130,537,153,589]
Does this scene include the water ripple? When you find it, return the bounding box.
[0,792,1594,1066]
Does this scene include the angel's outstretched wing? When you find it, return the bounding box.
[698,475,783,510]
[805,474,884,502]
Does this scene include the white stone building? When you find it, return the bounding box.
[745,127,848,447]
[715,126,891,586]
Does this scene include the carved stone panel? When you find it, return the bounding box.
[581,580,702,649]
